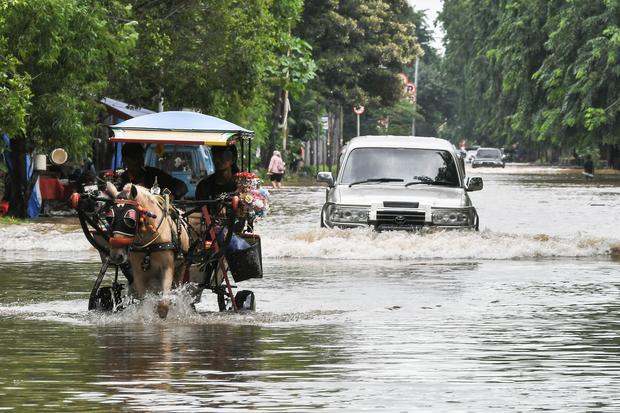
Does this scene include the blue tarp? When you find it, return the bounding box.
[2,133,41,218]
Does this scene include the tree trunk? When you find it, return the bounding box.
[265,87,285,167]
[8,138,27,218]
[606,144,620,169]
[281,89,289,153]
[326,104,343,171]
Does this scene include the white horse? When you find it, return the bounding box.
[105,182,190,318]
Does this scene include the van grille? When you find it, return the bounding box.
[375,210,426,227]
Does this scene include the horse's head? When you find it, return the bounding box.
[104,182,158,264]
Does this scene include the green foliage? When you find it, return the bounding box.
[0,0,136,158]
[0,216,23,225]
[109,0,314,150]
[584,107,608,130]
[300,0,422,108]
[265,0,317,96]
[440,0,620,153]
[265,36,317,95]
[0,56,32,138]
[336,6,453,140]
[288,89,323,142]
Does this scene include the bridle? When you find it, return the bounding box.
[106,198,165,249]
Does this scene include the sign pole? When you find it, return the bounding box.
[353,106,365,137]
[412,58,419,136]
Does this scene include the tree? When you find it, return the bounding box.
[299,0,422,164]
[108,0,315,167]
[0,0,136,217]
[440,0,620,164]
[263,0,317,162]
[336,6,451,140]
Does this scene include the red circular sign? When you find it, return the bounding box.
[353,106,365,115]
[405,83,416,95]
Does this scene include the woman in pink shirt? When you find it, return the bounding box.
[268,150,285,188]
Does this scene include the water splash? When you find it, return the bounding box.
[0,221,617,261]
[263,227,616,260]
[0,223,93,252]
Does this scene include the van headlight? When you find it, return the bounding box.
[431,208,473,226]
[327,204,370,224]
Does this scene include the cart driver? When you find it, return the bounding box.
[195,146,238,202]
[118,143,188,199]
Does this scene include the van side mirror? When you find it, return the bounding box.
[466,176,483,191]
[316,171,334,187]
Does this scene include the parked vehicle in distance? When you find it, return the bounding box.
[316,136,483,231]
[471,147,505,168]
[145,144,215,198]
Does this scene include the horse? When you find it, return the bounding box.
[105,182,191,318]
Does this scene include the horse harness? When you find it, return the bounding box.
[107,195,187,271]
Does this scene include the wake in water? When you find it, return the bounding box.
[263,227,618,260]
[1,222,618,261]
[0,288,345,327]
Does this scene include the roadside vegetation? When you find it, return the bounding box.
[440,1,620,165]
[0,0,618,217]
[0,216,22,225]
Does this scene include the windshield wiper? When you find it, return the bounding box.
[405,176,457,187]
[405,176,434,187]
[349,178,404,187]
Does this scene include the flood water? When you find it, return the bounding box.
[1,164,620,412]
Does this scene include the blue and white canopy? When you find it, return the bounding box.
[110,111,253,146]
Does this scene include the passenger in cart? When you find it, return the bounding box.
[118,143,188,199]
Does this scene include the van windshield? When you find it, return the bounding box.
[340,148,460,187]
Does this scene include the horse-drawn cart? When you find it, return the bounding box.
[71,111,266,316]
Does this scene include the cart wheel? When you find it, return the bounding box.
[89,284,125,312]
[235,290,256,311]
[94,287,114,311]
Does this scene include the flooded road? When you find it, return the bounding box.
[1,165,620,411]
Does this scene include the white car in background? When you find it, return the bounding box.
[471,147,505,168]
[317,136,483,231]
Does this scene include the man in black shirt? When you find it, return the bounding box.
[118,143,188,199]
[195,147,238,201]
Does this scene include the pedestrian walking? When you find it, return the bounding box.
[267,150,285,189]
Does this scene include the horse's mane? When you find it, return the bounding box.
[122,183,154,205]
[105,182,162,213]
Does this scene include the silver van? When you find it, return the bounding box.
[317,136,483,230]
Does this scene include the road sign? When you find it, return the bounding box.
[353,106,365,115]
[405,83,416,95]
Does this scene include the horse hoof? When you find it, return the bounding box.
[157,302,169,319]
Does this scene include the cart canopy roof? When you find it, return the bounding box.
[110,111,253,146]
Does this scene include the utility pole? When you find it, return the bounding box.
[158,87,164,112]
[412,58,419,137]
